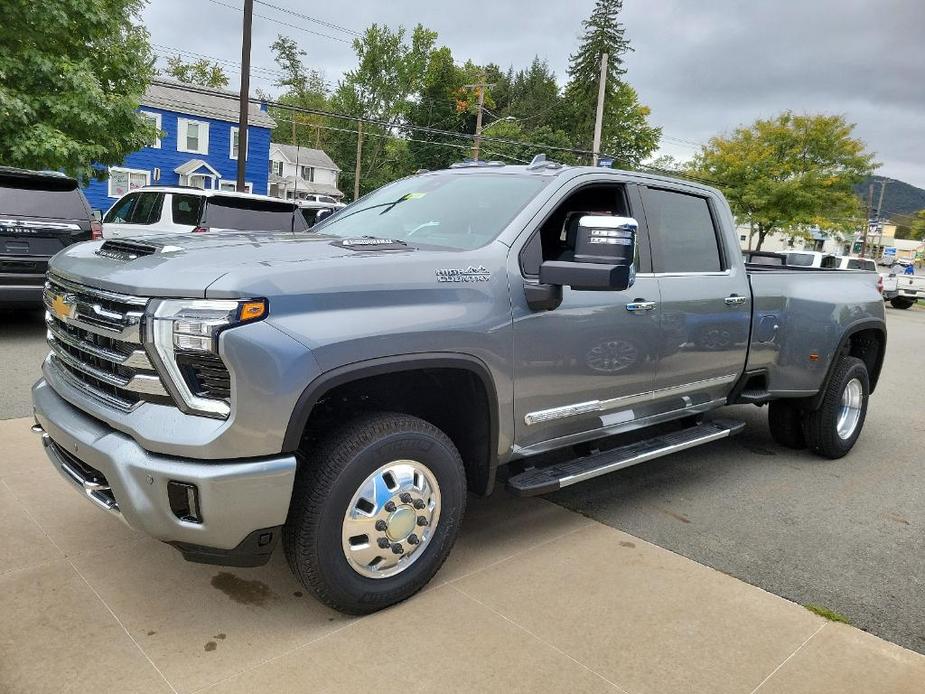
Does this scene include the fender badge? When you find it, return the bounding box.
[435,266,491,283]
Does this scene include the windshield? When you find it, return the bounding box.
[314,173,549,250]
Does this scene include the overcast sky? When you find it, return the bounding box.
[143,0,925,188]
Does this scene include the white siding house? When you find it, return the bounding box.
[268,143,342,201]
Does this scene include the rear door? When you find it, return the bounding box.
[641,185,750,410]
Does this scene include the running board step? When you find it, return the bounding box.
[506,418,746,497]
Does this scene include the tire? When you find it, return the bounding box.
[767,400,806,449]
[283,412,467,614]
[890,297,915,309]
[802,356,869,459]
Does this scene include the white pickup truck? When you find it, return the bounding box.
[881,269,924,309]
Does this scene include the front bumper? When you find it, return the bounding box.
[32,378,298,558]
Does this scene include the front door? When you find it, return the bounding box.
[510,181,661,452]
[640,185,750,411]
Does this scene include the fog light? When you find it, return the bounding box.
[167,481,202,523]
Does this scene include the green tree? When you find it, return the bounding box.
[406,46,468,171]
[906,210,925,241]
[268,35,329,149]
[0,0,156,180]
[689,112,876,250]
[562,0,660,166]
[328,24,437,198]
[163,55,229,88]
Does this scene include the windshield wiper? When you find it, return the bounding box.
[326,194,414,225]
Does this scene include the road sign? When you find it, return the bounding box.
[884,247,897,256]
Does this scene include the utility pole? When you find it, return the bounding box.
[861,182,874,259]
[464,74,494,161]
[876,178,887,221]
[353,119,363,201]
[236,0,254,192]
[592,53,608,167]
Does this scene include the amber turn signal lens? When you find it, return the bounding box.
[240,300,267,322]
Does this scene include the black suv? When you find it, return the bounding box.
[0,167,98,305]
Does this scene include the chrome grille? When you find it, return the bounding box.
[43,274,170,411]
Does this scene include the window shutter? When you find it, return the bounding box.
[178,119,188,152]
[199,123,210,155]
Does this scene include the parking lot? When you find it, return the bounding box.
[1,305,923,689]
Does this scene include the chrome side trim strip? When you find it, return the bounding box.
[524,373,738,425]
[635,270,733,278]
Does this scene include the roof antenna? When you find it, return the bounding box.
[527,154,547,169]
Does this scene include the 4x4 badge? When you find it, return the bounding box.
[435,266,491,283]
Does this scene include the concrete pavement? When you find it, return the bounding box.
[2,416,924,693]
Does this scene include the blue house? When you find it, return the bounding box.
[83,79,275,211]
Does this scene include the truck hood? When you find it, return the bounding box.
[50,232,507,301]
[48,231,448,298]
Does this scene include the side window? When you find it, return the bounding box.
[821,255,839,269]
[128,193,163,225]
[520,183,633,276]
[104,193,138,223]
[172,194,203,226]
[646,188,722,273]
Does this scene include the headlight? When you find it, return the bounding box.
[147,299,267,418]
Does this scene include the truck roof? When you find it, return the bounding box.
[420,160,723,198]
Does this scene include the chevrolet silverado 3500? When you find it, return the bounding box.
[32,160,886,613]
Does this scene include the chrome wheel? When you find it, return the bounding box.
[836,378,863,440]
[341,460,440,579]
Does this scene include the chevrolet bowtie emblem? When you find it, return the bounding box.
[50,292,77,321]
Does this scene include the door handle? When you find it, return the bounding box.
[724,294,747,306]
[626,301,656,312]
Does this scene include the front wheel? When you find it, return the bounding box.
[284,412,467,614]
[802,356,869,459]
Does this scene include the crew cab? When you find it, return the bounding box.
[880,268,923,309]
[32,160,886,614]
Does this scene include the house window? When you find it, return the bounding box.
[300,166,314,182]
[107,167,150,198]
[230,127,248,160]
[269,160,283,176]
[140,111,162,149]
[178,118,209,154]
[219,180,253,193]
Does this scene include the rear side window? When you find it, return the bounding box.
[820,255,839,269]
[647,188,722,273]
[0,175,87,219]
[847,258,875,271]
[172,194,203,226]
[301,208,319,227]
[204,196,296,232]
[104,193,139,223]
[786,253,814,267]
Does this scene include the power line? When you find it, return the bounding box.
[253,0,361,37]
[202,0,352,43]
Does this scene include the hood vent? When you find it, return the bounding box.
[96,240,158,261]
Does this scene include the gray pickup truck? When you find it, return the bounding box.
[32,159,886,614]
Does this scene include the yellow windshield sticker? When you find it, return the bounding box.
[403,192,427,200]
